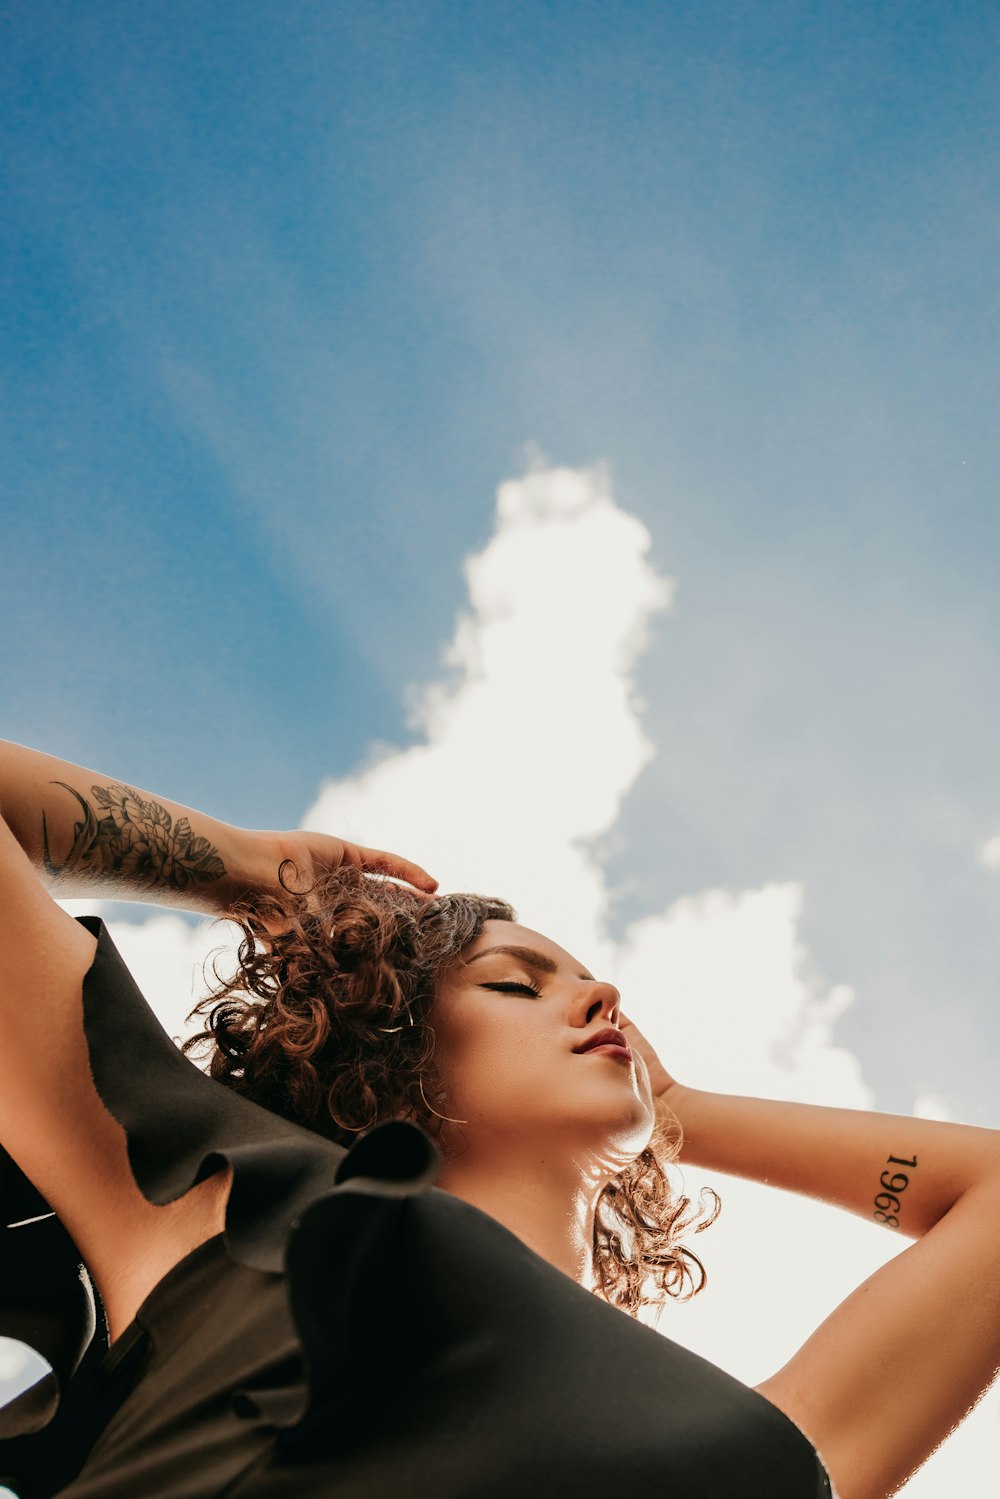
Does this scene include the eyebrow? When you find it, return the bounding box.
[464,944,594,983]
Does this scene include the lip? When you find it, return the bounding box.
[574,1027,632,1061]
[583,1042,633,1063]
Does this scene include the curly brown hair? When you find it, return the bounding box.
[181,863,721,1323]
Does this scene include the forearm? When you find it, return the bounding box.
[665,1083,1000,1239]
[0,738,275,917]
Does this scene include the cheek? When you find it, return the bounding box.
[435,1018,560,1116]
[441,1025,532,1089]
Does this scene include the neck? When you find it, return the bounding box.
[435,1145,608,1290]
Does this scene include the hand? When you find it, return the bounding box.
[618,1010,679,1101]
[270,828,439,902]
[234,828,438,936]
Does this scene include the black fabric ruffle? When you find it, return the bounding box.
[0,916,440,1455]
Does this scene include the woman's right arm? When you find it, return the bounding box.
[0,737,278,916]
[0,800,234,1345]
[0,737,438,920]
[0,740,437,1339]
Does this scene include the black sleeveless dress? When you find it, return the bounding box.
[0,916,836,1498]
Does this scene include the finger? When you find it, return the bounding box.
[362,869,438,900]
[358,845,439,892]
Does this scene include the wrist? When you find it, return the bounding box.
[655,1083,707,1159]
[210,827,284,916]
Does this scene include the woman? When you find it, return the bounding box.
[1,739,998,1498]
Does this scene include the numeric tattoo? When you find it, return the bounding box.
[872,1153,917,1228]
[42,780,227,893]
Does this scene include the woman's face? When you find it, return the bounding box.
[430,919,655,1172]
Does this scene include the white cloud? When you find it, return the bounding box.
[305,458,671,974]
[979,833,1000,870]
[5,460,995,1486]
[612,882,869,1107]
[913,1093,952,1122]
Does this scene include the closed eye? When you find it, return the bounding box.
[482,981,542,998]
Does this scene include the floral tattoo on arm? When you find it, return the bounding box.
[42,781,227,894]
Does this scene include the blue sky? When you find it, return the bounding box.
[4,4,1000,1480]
[5,3,1000,1107]
[7,0,1000,1109]
[7,0,999,1117]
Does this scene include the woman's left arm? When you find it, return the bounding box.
[663,1083,1000,1240]
[664,1082,1000,1498]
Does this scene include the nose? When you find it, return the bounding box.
[581,980,621,1028]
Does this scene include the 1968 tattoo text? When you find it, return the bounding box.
[873,1153,917,1228]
